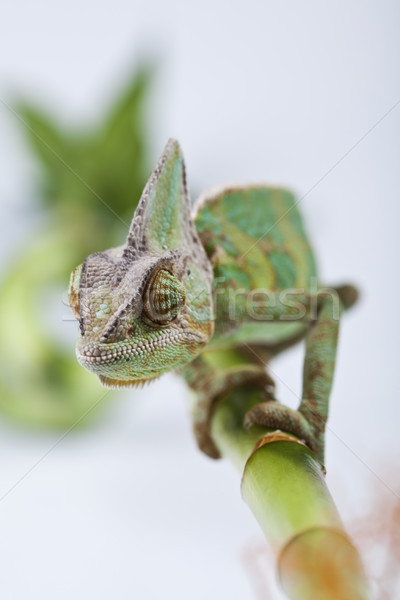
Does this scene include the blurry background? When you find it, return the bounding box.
[0,1,399,598]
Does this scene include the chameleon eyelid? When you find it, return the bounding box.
[142,267,186,327]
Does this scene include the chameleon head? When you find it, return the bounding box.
[68,139,214,388]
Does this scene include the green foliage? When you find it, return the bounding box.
[16,66,152,250]
[0,66,153,427]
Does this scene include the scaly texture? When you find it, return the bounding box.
[69,139,357,463]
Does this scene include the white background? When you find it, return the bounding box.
[0,1,399,598]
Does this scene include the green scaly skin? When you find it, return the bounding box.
[69,139,357,464]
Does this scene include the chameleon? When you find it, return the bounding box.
[68,138,357,463]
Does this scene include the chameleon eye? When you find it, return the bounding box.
[68,264,82,320]
[143,269,186,325]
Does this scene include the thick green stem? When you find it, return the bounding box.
[211,386,370,600]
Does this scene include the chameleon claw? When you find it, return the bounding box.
[243,401,323,462]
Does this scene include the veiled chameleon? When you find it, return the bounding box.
[69,139,357,462]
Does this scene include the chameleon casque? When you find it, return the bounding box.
[69,139,357,463]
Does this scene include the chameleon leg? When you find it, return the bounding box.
[244,294,341,465]
[181,348,275,458]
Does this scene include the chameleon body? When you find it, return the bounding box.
[69,139,357,462]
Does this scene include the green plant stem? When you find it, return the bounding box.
[211,386,370,600]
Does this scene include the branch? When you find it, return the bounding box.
[210,385,371,599]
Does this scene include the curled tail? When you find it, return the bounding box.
[333,284,359,310]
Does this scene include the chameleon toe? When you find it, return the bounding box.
[243,401,321,460]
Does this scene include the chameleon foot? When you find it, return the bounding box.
[243,401,323,463]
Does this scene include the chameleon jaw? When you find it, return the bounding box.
[75,327,208,382]
[76,330,190,363]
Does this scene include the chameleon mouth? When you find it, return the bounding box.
[76,329,204,368]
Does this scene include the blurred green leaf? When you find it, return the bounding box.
[93,66,152,218]
[16,103,74,176]
[0,65,153,427]
[17,65,153,226]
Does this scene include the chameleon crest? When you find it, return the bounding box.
[69,139,214,387]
